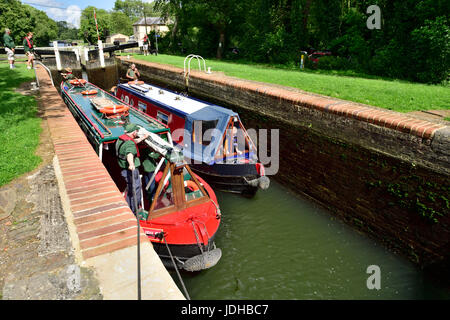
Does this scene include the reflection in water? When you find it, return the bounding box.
[176,181,449,300]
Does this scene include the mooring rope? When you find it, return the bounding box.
[191,221,204,255]
[161,233,191,300]
[191,221,208,270]
[131,169,142,300]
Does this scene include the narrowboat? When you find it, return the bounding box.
[115,81,270,197]
[61,79,222,271]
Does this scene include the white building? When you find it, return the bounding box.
[105,33,130,44]
[133,17,170,41]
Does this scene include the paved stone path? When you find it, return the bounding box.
[0,80,102,299]
[0,165,102,299]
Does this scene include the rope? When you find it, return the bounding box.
[136,214,142,300]
[161,233,191,300]
[130,169,142,300]
[191,221,204,254]
[191,221,207,270]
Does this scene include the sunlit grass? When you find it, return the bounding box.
[0,62,42,186]
[121,53,450,113]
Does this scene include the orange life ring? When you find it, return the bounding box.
[128,81,144,85]
[81,90,98,95]
[99,105,129,115]
[69,79,87,86]
[185,180,199,192]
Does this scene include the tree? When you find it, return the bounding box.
[26,6,58,46]
[79,6,112,44]
[110,11,133,36]
[0,0,57,47]
[114,0,160,21]
[154,0,183,51]
[410,16,450,83]
[56,21,79,41]
[124,0,450,83]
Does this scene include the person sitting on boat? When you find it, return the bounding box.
[141,145,160,202]
[61,67,75,80]
[126,64,140,81]
[116,123,149,214]
[231,124,244,156]
[222,123,244,160]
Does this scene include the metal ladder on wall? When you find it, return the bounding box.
[183,54,211,87]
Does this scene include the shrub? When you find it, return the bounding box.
[410,16,450,84]
[315,56,351,70]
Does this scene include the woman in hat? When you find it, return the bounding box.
[61,67,75,80]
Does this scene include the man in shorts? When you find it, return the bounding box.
[142,34,150,56]
[3,28,15,69]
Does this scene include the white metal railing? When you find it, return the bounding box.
[35,61,54,87]
[183,54,211,87]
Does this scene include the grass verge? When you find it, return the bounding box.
[0,62,42,186]
[121,53,450,113]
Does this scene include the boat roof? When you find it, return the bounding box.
[118,81,253,164]
[118,82,237,119]
[61,81,169,144]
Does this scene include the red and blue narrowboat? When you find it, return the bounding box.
[115,81,270,197]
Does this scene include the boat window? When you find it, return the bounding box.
[217,119,251,160]
[153,172,174,211]
[124,96,129,104]
[157,111,169,125]
[192,120,219,146]
[137,101,147,112]
[121,94,124,100]
[130,99,134,106]
[183,173,206,202]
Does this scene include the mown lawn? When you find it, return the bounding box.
[0,62,42,186]
[122,53,450,113]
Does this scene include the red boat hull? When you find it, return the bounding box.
[138,174,221,266]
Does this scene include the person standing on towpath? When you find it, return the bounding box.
[23,32,34,69]
[3,28,15,69]
[116,123,148,214]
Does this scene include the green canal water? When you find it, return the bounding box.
[175,181,449,300]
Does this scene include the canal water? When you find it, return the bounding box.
[61,62,448,300]
[174,181,449,300]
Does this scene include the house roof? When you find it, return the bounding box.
[107,33,130,38]
[133,17,166,26]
